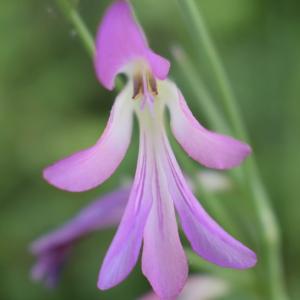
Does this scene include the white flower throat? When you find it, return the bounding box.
[132,71,158,110]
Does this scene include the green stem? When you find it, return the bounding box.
[56,0,95,57]
[177,1,287,299]
[171,47,230,134]
[176,0,247,140]
[174,49,285,298]
[55,0,124,90]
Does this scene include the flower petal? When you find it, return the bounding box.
[162,137,257,269]
[31,246,71,288]
[139,275,229,300]
[30,187,130,255]
[98,136,153,289]
[43,85,133,192]
[163,81,251,169]
[142,161,188,299]
[94,0,170,90]
[30,187,130,287]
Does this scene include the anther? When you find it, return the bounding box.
[132,71,158,100]
[132,73,143,99]
[147,72,158,96]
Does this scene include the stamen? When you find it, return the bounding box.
[147,72,158,96]
[132,70,158,112]
[132,73,143,99]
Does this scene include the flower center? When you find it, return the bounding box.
[132,71,158,109]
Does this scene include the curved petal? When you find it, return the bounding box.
[163,81,251,169]
[94,0,170,90]
[30,187,130,288]
[139,276,229,300]
[30,187,130,255]
[146,51,170,81]
[142,161,188,299]
[162,136,257,269]
[31,246,71,288]
[98,136,153,290]
[43,85,133,192]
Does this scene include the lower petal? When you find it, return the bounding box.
[142,161,188,299]
[98,137,152,289]
[163,137,257,269]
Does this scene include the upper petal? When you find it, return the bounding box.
[162,136,257,269]
[163,81,251,169]
[43,84,133,192]
[142,161,188,299]
[98,136,153,289]
[94,0,170,90]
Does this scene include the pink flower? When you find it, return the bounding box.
[30,187,129,287]
[43,1,257,298]
[140,275,229,300]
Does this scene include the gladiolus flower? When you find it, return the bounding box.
[43,0,257,298]
[30,187,129,287]
[140,275,229,300]
[197,170,232,193]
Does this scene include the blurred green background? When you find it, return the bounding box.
[1,0,300,299]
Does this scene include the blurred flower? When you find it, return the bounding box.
[197,170,232,193]
[42,0,256,298]
[140,275,229,300]
[30,187,130,287]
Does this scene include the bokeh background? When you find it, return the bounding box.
[1,0,300,299]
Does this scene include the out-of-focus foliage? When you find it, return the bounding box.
[0,0,299,299]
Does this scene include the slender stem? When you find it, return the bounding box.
[55,0,124,90]
[171,46,230,134]
[176,0,247,140]
[177,1,287,299]
[56,0,95,57]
